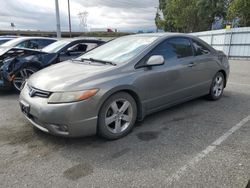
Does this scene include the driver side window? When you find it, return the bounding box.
[149,37,194,60]
[67,43,88,53]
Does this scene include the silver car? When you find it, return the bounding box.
[19,33,229,139]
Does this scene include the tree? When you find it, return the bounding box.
[156,0,228,32]
[197,0,227,30]
[163,0,199,32]
[155,9,164,31]
[227,0,250,27]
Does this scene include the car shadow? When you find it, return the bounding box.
[0,90,18,96]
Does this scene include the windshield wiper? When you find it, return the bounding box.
[81,57,117,66]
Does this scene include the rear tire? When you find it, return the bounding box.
[98,92,137,140]
[207,72,225,100]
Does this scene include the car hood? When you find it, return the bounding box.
[28,61,116,92]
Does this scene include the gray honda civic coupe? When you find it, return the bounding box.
[19,33,229,140]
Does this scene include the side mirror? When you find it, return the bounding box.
[145,55,165,67]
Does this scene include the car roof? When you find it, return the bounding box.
[17,36,57,40]
[129,32,216,53]
[130,32,196,39]
[56,38,105,43]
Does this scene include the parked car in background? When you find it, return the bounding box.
[0,37,57,64]
[0,35,19,38]
[19,33,229,140]
[0,38,105,91]
[0,38,14,45]
[0,37,56,49]
[0,35,19,45]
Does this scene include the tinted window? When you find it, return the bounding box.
[16,40,39,49]
[67,43,87,52]
[149,41,178,60]
[0,39,10,45]
[36,39,55,48]
[168,38,193,58]
[149,37,193,60]
[192,39,210,56]
[68,43,98,52]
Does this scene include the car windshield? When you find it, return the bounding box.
[77,36,158,64]
[1,38,25,47]
[42,40,71,53]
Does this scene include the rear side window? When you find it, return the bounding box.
[149,37,193,60]
[192,39,210,56]
[167,38,193,58]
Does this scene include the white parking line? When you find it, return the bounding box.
[228,82,250,87]
[166,115,250,185]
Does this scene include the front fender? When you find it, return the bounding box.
[96,85,145,121]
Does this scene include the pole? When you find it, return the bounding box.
[155,7,159,33]
[55,0,61,38]
[68,0,72,38]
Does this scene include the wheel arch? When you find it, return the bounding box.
[97,86,144,122]
[218,69,227,87]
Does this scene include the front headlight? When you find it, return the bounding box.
[48,89,99,104]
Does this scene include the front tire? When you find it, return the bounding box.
[12,67,38,92]
[207,72,225,100]
[98,92,137,140]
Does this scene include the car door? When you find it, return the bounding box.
[135,37,197,112]
[189,39,218,94]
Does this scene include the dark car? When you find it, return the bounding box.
[0,37,57,64]
[0,38,105,91]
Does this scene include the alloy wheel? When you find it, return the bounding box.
[13,68,36,91]
[212,75,224,97]
[105,99,133,134]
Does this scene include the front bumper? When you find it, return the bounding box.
[19,85,99,137]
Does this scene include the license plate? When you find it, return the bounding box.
[20,101,30,117]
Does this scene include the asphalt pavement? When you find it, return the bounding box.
[0,60,250,188]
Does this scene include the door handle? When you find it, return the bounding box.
[187,62,196,67]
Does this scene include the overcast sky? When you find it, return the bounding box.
[0,0,158,32]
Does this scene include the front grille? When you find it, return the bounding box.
[28,85,51,98]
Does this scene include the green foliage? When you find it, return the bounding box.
[227,0,250,26]
[156,0,250,32]
[197,0,227,29]
[163,0,199,32]
[155,11,164,30]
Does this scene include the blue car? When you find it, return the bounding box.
[0,38,105,91]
